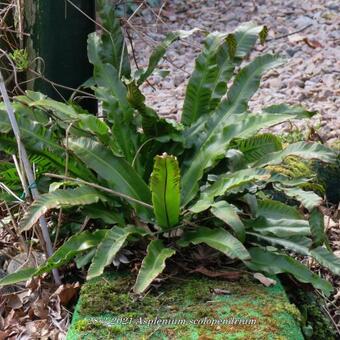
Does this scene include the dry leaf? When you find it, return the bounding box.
[210,288,231,295]
[303,38,323,49]
[0,331,9,340]
[5,294,23,310]
[253,273,277,287]
[50,283,80,306]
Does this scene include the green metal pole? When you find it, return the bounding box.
[24,0,95,110]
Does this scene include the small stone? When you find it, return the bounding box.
[286,48,299,57]
[294,16,314,27]
[267,78,282,90]
[326,4,339,11]
[321,89,333,98]
[173,74,185,87]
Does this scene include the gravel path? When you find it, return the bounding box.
[129,0,339,143]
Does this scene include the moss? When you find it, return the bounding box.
[288,289,337,339]
[79,275,159,317]
[68,273,304,340]
[276,303,302,322]
[74,319,123,339]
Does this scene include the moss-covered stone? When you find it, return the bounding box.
[285,287,337,339]
[67,273,304,340]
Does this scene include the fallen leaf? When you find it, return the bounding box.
[31,299,48,319]
[210,288,231,295]
[50,283,80,306]
[0,331,9,340]
[191,266,242,281]
[253,273,277,287]
[5,294,23,310]
[303,38,323,49]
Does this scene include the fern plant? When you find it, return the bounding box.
[0,3,339,295]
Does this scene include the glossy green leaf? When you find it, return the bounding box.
[0,230,107,286]
[210,201,245,241]
[96,0,131,77]
[150,154,180,230]
[20,187,107,232]
[178,227,250,261]
[182,86,316,208]
[247,233,311,255]
[309,208,326,247]
[87,226,146,279]
[76,249,96,269]
[190,168,271,213]
[256,199,304,220]
[67,137,152,219]
[231,133,282,163]
[34,230,107,276]
[28,98,111,145]
[255,141,336,167]
[276,185,322,211]
[234,22,264,58]
[138,28,199,85]
[182,32,229,126]
[87,55,137,162]
[246,247,332,296]
[310,247,340,275]
[182,23,267,125]
[245,216,310,238]
[0,268,36,286]
[133,240,175,294]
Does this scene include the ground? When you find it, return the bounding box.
[126,0,339,144]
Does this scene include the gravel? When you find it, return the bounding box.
[127,0,339,143]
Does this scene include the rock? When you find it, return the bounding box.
[320,89,333,99]
[267,78,282,90]
[173,74,185,87]
[294,16,314,27]
[286,48,299,57]
[289,79,305,88]
[326,4,339,11]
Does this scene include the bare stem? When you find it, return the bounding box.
[0,70,61,284]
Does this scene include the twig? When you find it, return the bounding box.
[321,304,340,335]
[79,216,90,233]
[54,122,73,249]
[3,201,27,253]
[28,68,96,100]
[268,24,312,41]
[0,70,61,284]
[0,182,23,202]
[126,28,140,70]
[12,154,30,199]
[65,0,109,34]
[126,1,144,23]
[132,137,155,168]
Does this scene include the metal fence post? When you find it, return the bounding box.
[24,0,96,110]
